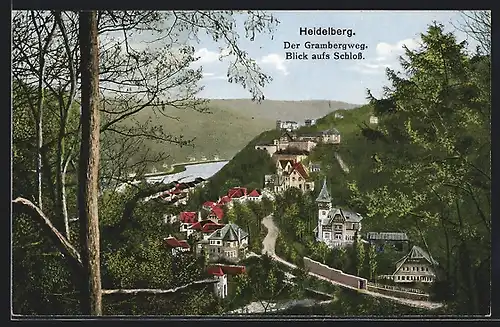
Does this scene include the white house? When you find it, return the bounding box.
[164,236,190,256]
[207,265,246,299]
[389,245,439,284]
[179,211,201,237]
[304,119,317,126]
[205,223,249,262]
[334,112,344,119]
[318,129,341,144]
[276,120,300,131]
[314,179,363,247]
[369,115,379,125]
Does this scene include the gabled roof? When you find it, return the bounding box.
[248,189,261,197]
[202,223,225,233]
[189,219,219,231]
[218,195,232,204]
[316,179,331,203]
[179,211,198,224]
[164,236,190,249]
[228,187,247,199]
[394,245,439,273]
[208,223,248,242]
[341,209,363,223]
[203,201,217,208]
[367,232,409,241]
[289,162,309,179]
[277,160,294,169]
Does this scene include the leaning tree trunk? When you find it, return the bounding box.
[78,10,102,316]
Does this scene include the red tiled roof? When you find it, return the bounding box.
[207,266,225,276]
[170,189,181,195]
[189,222,202,230]
[248,189,261,197]
[178,240,190,249]
[228,187,247,199]
[164,237,181,248]
[202,223,225,233]
[179,211,197,223]
[291,162,309,179]
[209,206,224,220]
[203,201,217,208]
[215,264,246,275]
[218,195,231,204]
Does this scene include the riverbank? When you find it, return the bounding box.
[143,159,228,179]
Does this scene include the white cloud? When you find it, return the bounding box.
[259,53,289,76]
[375,38,421,61]
[202,72,215,77]
[346,37,421,75]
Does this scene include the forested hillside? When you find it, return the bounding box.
[189,23,491,315]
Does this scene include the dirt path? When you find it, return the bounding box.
[261,214,279,256]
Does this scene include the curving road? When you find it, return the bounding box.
[259,214,444,311]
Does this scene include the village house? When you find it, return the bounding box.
[381,245,439,284]
[205,223,249,262]
[369,115,379,125]
[334,112,344,119]
[304,118,317,126]
[318,128,341,144]
[179,211,201,236]
[207,206,224,222]
[267,160,315,193]
[308,162,321,173]
[366,232,410,252]
[164,236,190,256]
[189,220,226,254]
[276,120,300,131]
[247,189,262,201]
[207,264,246,299]
[272,148,309,163]
[314,179,363,247]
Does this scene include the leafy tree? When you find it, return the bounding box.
[349,23,490,314]
[350,232,365,276]
[365,244,377,281]
[12,9,279,316]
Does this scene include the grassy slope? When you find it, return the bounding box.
[120,99,360,167]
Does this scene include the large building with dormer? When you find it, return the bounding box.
[314,179,363,247]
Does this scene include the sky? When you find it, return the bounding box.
[185,11,478,105]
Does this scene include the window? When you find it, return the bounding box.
[426,267,429,271]
[299,177,303,181]
[217,248,221,253]
[292,177,296,181]
[412,267,415,271]
[323,232,331,239]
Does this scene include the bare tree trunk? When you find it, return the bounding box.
[78,10,102,316]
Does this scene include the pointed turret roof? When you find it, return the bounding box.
[316,178,331,203]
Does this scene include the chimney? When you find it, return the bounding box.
[197,211,201,222]
[237,226,241,245]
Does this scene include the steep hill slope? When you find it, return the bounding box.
[119,99,360,168]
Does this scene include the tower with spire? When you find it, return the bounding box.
[315,178,332,241]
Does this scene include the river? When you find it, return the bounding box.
[145,160,229,184]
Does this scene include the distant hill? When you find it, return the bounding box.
[121,99,360,169]
[208,99,361,122]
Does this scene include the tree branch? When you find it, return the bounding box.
[101,278,218,295]
[12,197,83,269]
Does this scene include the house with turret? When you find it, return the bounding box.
[313,179,363,247]
[204,223,249,262]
